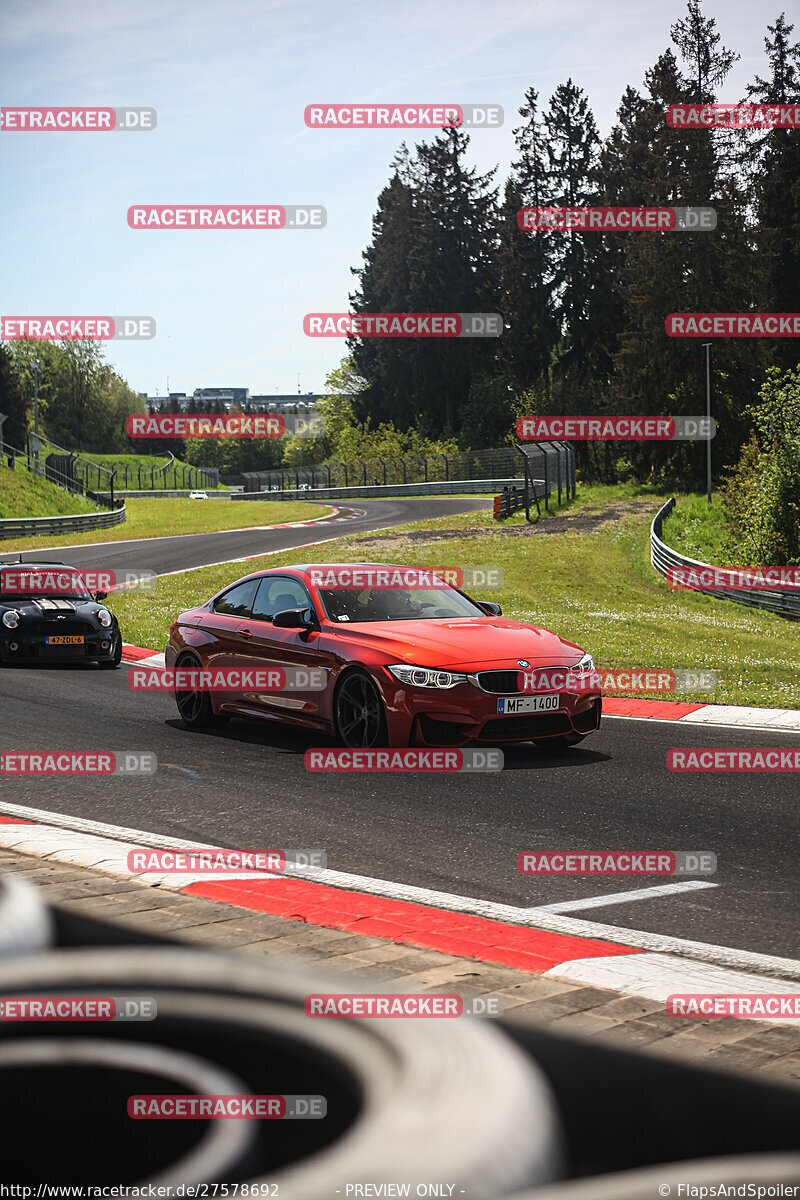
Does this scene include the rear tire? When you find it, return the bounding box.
[174,654,230,728]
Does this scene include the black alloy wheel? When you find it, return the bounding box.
[334,670,388,748]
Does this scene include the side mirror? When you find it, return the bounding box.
[94,592,108,601]
[272,607,313,629]
[478,601,502,616]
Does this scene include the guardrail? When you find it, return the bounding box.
[651,497,800,621]
[0,504,127,541]
[493,487,527,518]
[232,478,523,501]
[93,490,231,500]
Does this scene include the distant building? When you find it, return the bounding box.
[145,390,325,413]
[249,393,325,411]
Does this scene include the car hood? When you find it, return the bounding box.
[0,598,102,619]
[328,616,584,670]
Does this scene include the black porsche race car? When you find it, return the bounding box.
[0,561,123,667]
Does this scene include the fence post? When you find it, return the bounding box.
[543,446,549,510]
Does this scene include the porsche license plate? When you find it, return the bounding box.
[498,694,560,714]
[46,635,84,645]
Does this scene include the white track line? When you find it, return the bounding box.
[0,798,798,982]
[530,881,717,912]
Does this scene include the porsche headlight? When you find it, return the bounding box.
[97,608,113,627]
[2,610,20,629]
[387,664,469,689]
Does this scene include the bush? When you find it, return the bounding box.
[720,366,800,565]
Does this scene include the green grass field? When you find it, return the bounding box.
[109,486,800,708]
[0,468,99,520]
[0,497,329,551]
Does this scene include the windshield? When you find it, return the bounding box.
[317,586,487,623]
[0,568,93,603]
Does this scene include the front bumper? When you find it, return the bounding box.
[0,630,118,663]
[381,675,602,746]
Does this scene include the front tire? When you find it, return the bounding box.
[334,669,388,748]
[98,633,123,669]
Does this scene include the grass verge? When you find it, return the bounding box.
[0,498,330,552]
[0,469,98,520]
[109,485,800,709]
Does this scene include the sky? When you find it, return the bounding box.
[0,0,785,399]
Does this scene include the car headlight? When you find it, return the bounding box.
[573,653,594,672]
[2,610,20,629]
[97,608,112,627]
[386,664,469,689]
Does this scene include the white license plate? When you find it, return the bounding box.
[497,693,560,714]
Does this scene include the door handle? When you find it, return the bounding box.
[236,628,253,638]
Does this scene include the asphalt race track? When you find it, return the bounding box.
[0,497,488,576]
[1,494,797,963]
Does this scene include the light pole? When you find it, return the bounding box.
[33,359,40,477]
[702,342,712,504]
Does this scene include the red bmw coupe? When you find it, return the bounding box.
[165,563,601,749]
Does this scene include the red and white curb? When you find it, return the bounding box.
[0,803,798,1023]
[604,696,800,732]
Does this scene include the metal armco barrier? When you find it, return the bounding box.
[651,497,800,621]
[94,490,231,500]
[0,874,54,956]
[494,487,528,518]
[0,503,126,540]
[232,478,523,501]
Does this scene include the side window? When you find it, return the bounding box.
[212,579,258,617]
[251,576,314,622]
